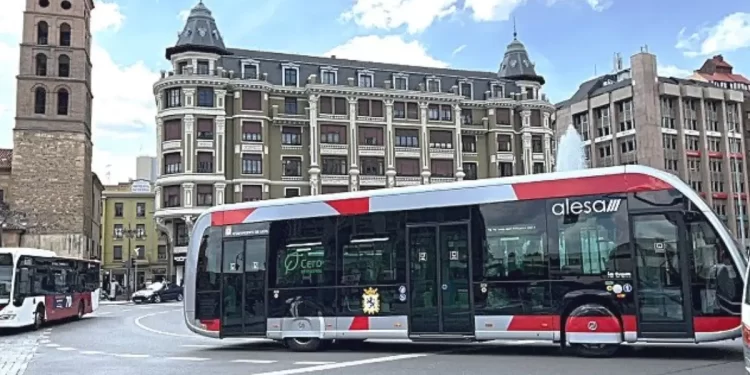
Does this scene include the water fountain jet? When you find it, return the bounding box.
[555,124,587,172]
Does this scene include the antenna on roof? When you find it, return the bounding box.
[594,64,597,76]
[512,17,518,39]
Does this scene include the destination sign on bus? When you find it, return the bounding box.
[283,250,325,275]
[551,198,623,216]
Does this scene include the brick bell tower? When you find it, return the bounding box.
[10,0,95,257]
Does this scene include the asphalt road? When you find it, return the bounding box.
[0,302,744,375]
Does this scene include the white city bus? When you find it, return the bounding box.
[0,248,100,329]
[184,165,747,357]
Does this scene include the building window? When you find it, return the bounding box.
[531,135,543,153]
[241,90,262,111]
[242,121,262,142]
[157,245,167,260]
[427,104,452,121]
[196,152,214,173]
[177,61,188,74]
[113,245,123,260]
[37,21,48,45]
[461,135,476,153]
[175,221,188,246]
[163,153,181,174]
[282,157,302,176]
[57,54,70,77]
[461,108,473,125]
[242,185,262,202]
[57,89,69,115]
[533,163,545,174]
[395,128,418,147]
[281,126,301,145]
[319,96,348,115]
[59,23,71,46]
[359,127,383,146]
[320,125,346,144]
[114,202,123,217]
[242,154,262,174]
[136,203,145,217]
[283,66,298,87]
[357,99,384,117]
[321,69,336,85]
[35,53,47,76]
[361,157,384,175]
[196,87,214,107]
[284,188,300,198]
[196,119,214,140]
[135,224,146,239]
[196,184,213,206]
[34,87,46,114]
[393,102,406,118]
[358,72,374,88]
[321,156,347,175]
[459,82,472,99]
[395,158,419,176]
[497,134,512,152]
[242,63,258,79]
[426,78,440,92]
[431,159,454,177]
[113,224,123,239]
[429,130,453,149]
[393,75,408,90]
[463,163,477,180]
[284,97,298,114]
[196,60,210,75]
[321,186,348,194]
[164,88,181,108]
[491,84,503,98]
[499,162,513,176]
[163,186,180,208]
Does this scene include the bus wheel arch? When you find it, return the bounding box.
[560,293,622,357]
[283,337,329,352]
[33,303,45,330]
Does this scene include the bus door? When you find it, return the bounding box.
[220,236,268,337]
[407,223,474,337]
[630,212,694,339]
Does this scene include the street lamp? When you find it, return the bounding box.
[0,202,30,247]
[119,224,146,297]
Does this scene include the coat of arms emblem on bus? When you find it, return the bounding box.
[361,287,380,315]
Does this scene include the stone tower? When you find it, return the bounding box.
[11,0,95,257]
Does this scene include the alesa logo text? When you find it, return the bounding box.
[551,198,622,216]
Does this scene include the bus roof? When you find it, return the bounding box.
[0,247,101,263]
[208,165,691,227]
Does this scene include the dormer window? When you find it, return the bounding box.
[358,71,374,88]
[491,83,503,98]
[321,67,337,85]
[241,60,259,80]
[196,60,210,75]
[459,81,473,99]
[282,63,299,87]
[177,61,189,74]
[393,74,408,90]
[426,77,440,92]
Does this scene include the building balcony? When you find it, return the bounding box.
[162,140,182,152]
[196,140,214,149]
[395,146,420,158]
[495,151,515,163]
[395,176,420,186]
[320,143,348,156]
[358,145,385,157]
[429,147,454,159]
[360,175,386,187]
[319,113,348,121]
[431,177,456,184]
[321,174,349,185]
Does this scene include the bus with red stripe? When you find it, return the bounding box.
[183,165,746,357]
[0,248,101,330]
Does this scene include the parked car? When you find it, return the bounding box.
[131,281,183,304]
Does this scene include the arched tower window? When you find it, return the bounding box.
[37,21,48,45]
[57,89,69,115]
[58,55,70,77]
[34,87,46,114]
[35,53,47,76]
[59,23,71,47]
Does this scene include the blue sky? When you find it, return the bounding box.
[0,0,749,183]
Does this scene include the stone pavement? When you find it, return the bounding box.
[0,329,45,375]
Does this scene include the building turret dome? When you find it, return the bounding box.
[165,1,231,60]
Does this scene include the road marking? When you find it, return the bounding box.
[181,344,214,348]
[122,309,132,312]
[97,312,113,316]
[134,310,200,339]
[115,353,151,358]
[294,361,335,365]
[80,351,105,355]
[248,353,431,375]
[56,347,76,351]
[40,340,50,344]
[45,343,59,348]
[166,356,210,361]
[231,359,277,364]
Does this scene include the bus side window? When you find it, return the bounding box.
[14,267,31,298]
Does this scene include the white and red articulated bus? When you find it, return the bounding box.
[0,247,100,329]
[183,165,746,357]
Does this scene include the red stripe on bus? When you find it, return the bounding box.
[621,315,637,331]
[325,197,370,216]
[211,208,256,226]
[200,319,221,332]
[565,316,621,333]
[511,173,671,200]
[694,316,740,333]
[348,316,369,330]
[506,315,558,331]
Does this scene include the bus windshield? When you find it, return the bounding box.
[0,254,12,300]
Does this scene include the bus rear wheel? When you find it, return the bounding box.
[33,309,44,330]
[284,337,324,352]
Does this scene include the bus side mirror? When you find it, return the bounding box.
[12,297,22,307]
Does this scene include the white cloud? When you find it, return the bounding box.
[325,35,448,67]
[463,0,526,22]
[546,0,613,12]
[451,44,466,56]
[658,64,692,78]
[0,1,157,184]
[178,9,191,23]
[676,12,750,57]
[340,0,457,34]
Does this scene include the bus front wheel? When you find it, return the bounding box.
[284,337,325,352]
